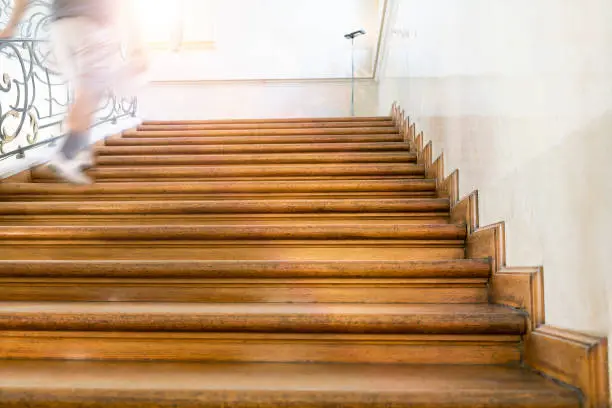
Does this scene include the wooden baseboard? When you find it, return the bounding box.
[392,102,609,405]
[526,325,609,408]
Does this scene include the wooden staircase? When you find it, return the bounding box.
[0,115,584,407]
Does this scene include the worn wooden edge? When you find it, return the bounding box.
[525,325,609,408]
[0,168,32,183]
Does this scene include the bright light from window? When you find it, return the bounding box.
[133,0,182,46]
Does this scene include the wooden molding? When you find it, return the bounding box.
[526,326,609,408]
[439,170,459,205]
[394,103,608,404]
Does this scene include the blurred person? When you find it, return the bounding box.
[0,0,147,184]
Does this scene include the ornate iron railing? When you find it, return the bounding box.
[0,0,138,162]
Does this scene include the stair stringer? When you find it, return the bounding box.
[390,101,609,408]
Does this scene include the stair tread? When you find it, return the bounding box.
[0,198,450,215]
[123,128,398,137]
[95,152,417,165]
[0,259,490,278]
[0,302,525,334]
[107,135,403,146]
[142,116,393,124]
[138,119,394,130]
[0,361,580,407]
[0,179,437,195]
[0,224,466,240]
[32,163,425,180]
[97,142,412,155]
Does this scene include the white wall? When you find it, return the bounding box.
[377,0,612,380]
[138,79,379,120]
[138,0,381,81]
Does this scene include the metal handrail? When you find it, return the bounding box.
[0,38,137,162]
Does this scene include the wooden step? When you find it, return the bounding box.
[123,128,398,138]
[0,332,520,364]
[96,142,411,155]
[0,302,525,333]
[0,224,465,241]
[0,180,437,201]
[0,179,436,196]
[138,120,396,131]
[0,224,465,261]
[0,199,450,225]
[32,164,426,182]
[0,214,449,226]
[106,134,403,146]
[0,199,449,215]
[143,116,393,125]
[0,260,490,279]
[0,260,490,304]
[0,277,486,304]
[0,361,580,406]
[95,152,417,166]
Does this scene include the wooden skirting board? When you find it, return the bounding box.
[391,102,609,408]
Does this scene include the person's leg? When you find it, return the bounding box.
[49,18,115,184]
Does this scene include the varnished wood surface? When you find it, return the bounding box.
[0,302,526,334]
[0,242,466,261]
[105,134,404,146]
[0,361,580,407]
[0,260,490,278]
[123,127,399,138]
[138,120,396,131]
[0,332,520,364]
[0,213,450,226]
[143,116,393,125]
[31,163,426,181]
[526,325,609,408]
[0,279,488,304]
[0,179,437,196]
[0,224,466,240]
[0,110,588,406]
[95,152,417,166]
[0,198,450,215]
[96,142,411,155]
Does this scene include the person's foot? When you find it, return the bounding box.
[48,153,93,185]
[76,149,94,170]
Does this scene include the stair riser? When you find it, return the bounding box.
[0,260,491,279]
[138,121,396,131]
[0,313,524,334]
[106,135,404,145]
[0,179,436,195]
[0,199,450,215]
[143,116,393,125]
[123,128,399,137]
[95,153,417,166]
[97,142,411,155]
[0,244,465,261]
[32,164,425,181]
[0,333,520,365]
[0,281,487,303]
[0,193,439,201]
[0,225,466,241]
[35,176,425,184]
[0,215,450,226]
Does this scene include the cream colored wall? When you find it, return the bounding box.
[377,0,612,378]
[140,0,381,81]
[138,79,379,120]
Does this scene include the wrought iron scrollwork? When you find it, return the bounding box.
[0,0,138,161]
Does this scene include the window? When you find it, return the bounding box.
[134,0,217,51]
